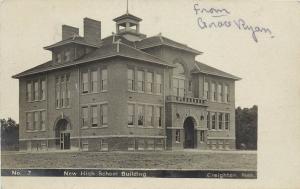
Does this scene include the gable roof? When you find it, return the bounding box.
[113,13,142,22]
[13,41,173,79]
[192,61,241,80]
[44,36,98,50]
[136,35,202,55]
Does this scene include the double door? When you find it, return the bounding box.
[60,132,70,150]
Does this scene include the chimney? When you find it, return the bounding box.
[62,25,79,40]
[84,17,101,45]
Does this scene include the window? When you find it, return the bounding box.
[137,139,145,150]
[155,74,162,94]
[146,106,153,126]
[91,106,98,127]
[146,139,154,150]
[146,72,153,93]
[218,113,223,130]
[34,80,39,101]
[55,76,59,84]
[175,130,181,143]
[99,139,108,151]
[81,140,89,151]
[65,81,70,107]
[61,82,65,107]
[40,79,46,100]
[82,107,89,127]
[218,84,222,102]
[225,113,230,130]
[155,138,164,150]
[137,70,144,92]
[26,78,46,102]
[56,87,60,108]
[224,85,229,102]
[204,81,209,99]
[56,53,62,63]
[127,68,134,91]
[101,69,107,91]
[64,50,71,62]
[137,105,144,126]
[40,111,46,130]
[82,72,88,93]
[101,104,108,125]
[41,141,47,151]
[81,69,106,93]
[173,79,185,97]
[128,104,134,126]
[173,63,185,97]
[207,112,210,130]
[156,107,162,127]
[188,80,192,91]
[211,83,217,101]
[26,82,32,101]
[211,112,216,130]
[26,112,32,130]
[200,131,205,142]
[66,74,70,82]
[91,69,98,93]
[155,139,164,150]
[128,139,135,151]
[34,112,39,130]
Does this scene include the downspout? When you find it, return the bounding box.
[77,66,81,151]
[163,68,166,150]
[46,72,49,150]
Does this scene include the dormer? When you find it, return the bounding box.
[44,18,101,64]
[113,13,146,41]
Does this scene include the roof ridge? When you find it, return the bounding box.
[195,61,241,80]
[160,35,187,47]
[118,41,169,64]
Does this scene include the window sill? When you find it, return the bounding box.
[128,90,162,96]
[90,126,108,129]
[55,106,72,110]
[207,100,231,104]
[208,129,227,132]
[27,99,46,103]
[26,130,47,133]
[137,125,156,129]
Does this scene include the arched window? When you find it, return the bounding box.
[172,63,185,97]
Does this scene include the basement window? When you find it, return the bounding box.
[82,140,89,151]
[175,130,181,143]
[99,139,108,151]
[128,139,135,151]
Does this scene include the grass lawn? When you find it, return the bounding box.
[1,150,257,170]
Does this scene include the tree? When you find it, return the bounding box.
[1,118,19,151]
[235,105,257,150]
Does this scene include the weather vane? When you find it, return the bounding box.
[126,0,129,14]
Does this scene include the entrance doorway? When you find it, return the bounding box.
[183,117,196,148]
[60,132,70,150]
[55,119,71,150]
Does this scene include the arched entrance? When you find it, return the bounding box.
[55,119,71,150]
[184,117,196,148]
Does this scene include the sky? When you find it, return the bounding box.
[0,0,300,188]
[1,0,299,122]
